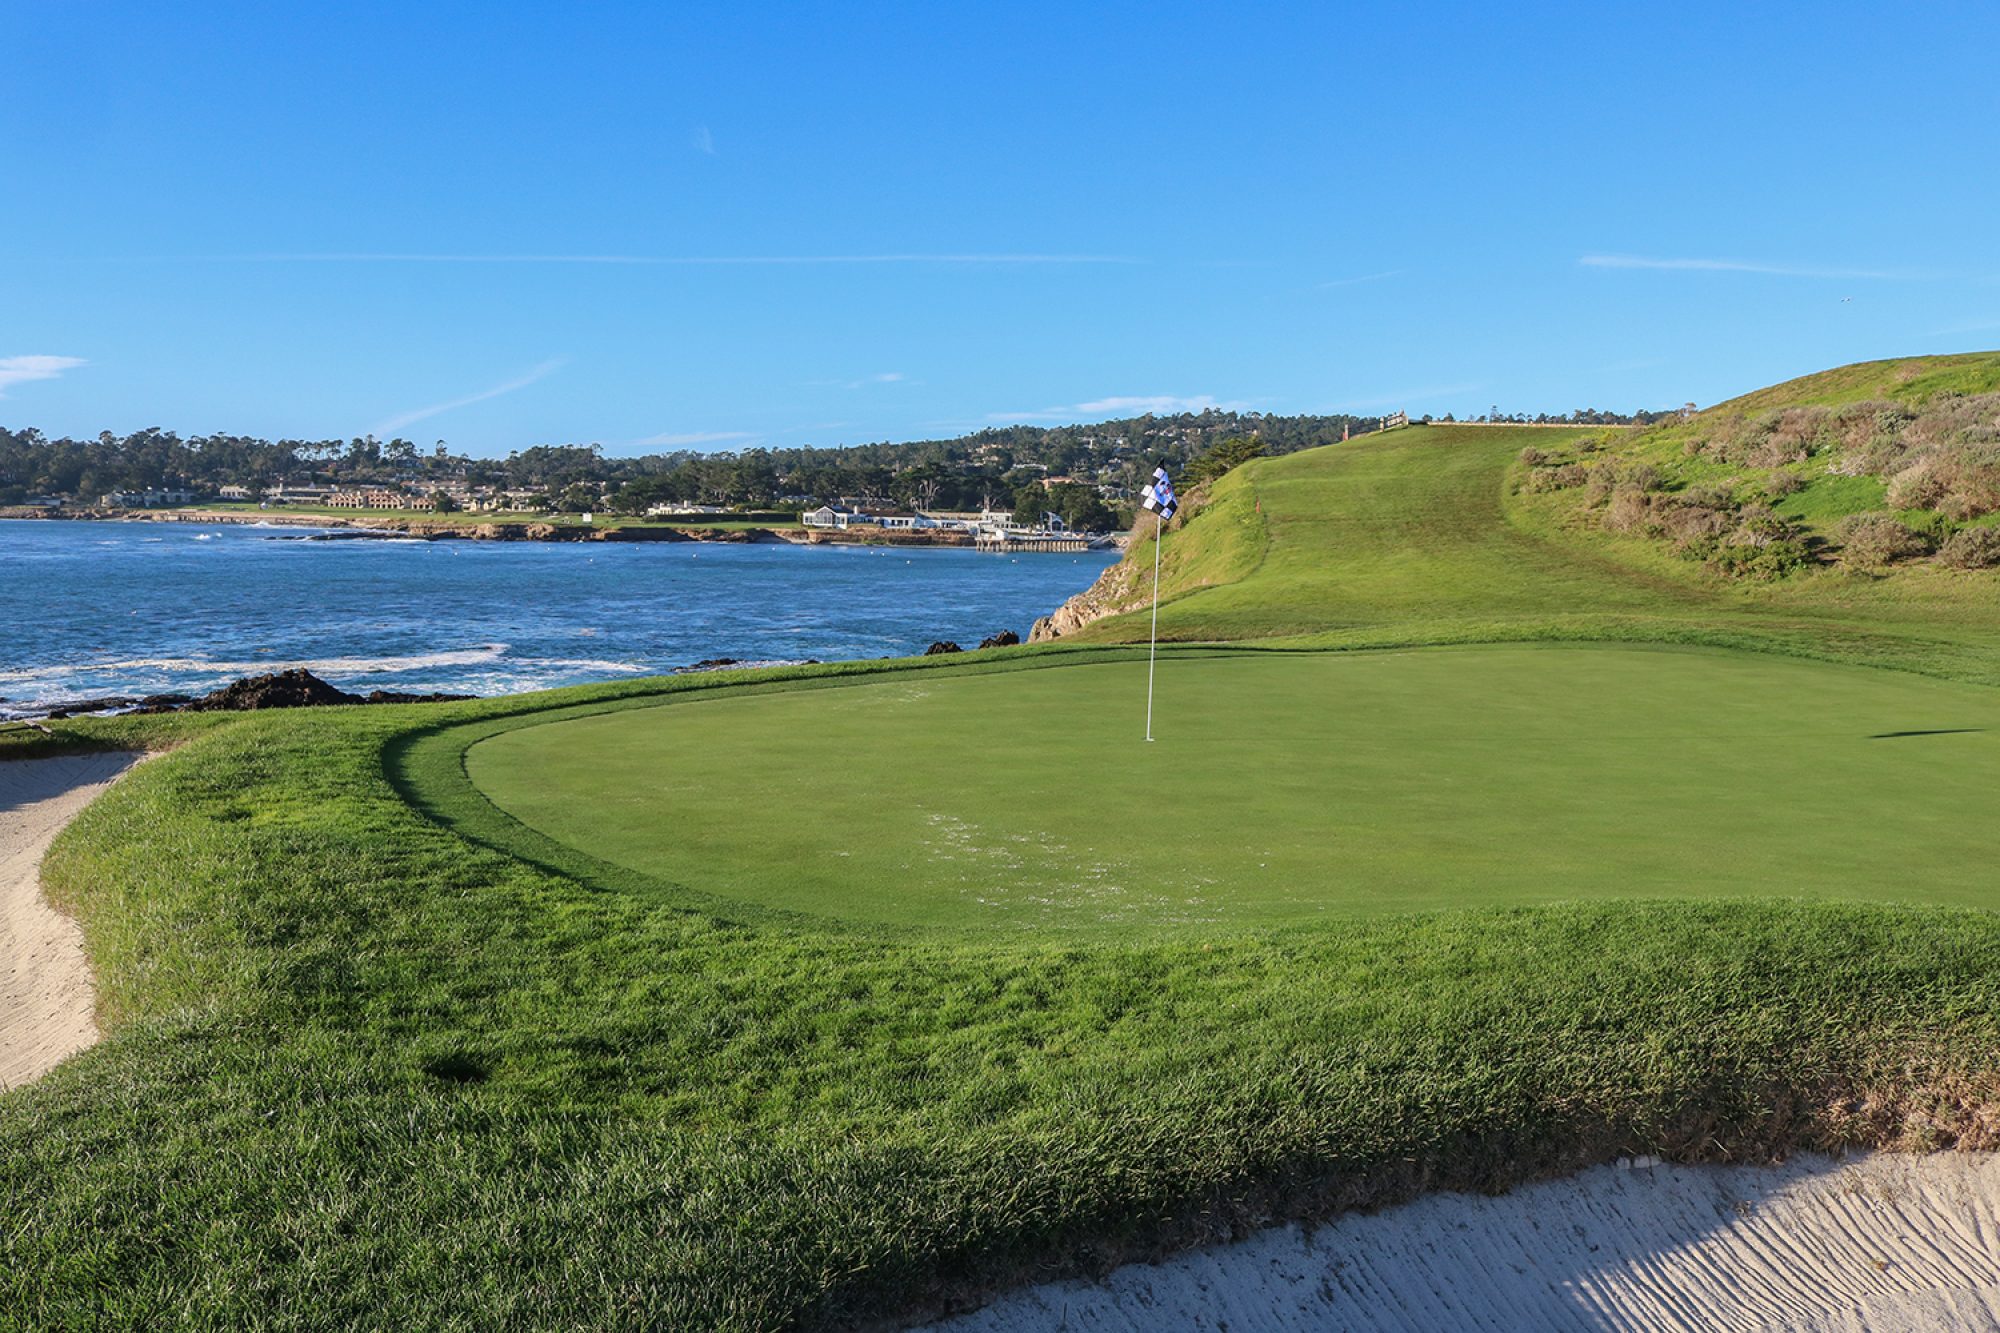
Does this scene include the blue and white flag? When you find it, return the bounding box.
[1140,465,1178,520]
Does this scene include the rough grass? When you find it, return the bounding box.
[1504,352,2000,587]
[10,359,2000,1327]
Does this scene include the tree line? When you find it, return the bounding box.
[0,404,1668,513]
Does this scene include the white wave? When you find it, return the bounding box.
[0,644,512,684]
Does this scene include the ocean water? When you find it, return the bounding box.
[1,519,1116,715]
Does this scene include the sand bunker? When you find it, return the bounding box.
[931,1153,2000,1332]
[1,751,140,1090]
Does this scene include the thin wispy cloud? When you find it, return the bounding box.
[813,371,909,390]
[988,393,1250,422]
[691,125,716,156]
[376,358,564,433]
[1317,269,1403,289]
[0,354,86,397]
[199,252,1138,266]
[1579,254,1911,280]
[634,430,756,447]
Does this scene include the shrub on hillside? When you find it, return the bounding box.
[1832,400,1913,462]
[1603,487,1652,534]
[1730,504,1799,548]
[1834,513,1934,567]
[1583,467,1618,504]
[1521,463,1588,494]
[1659,501,1733,547]
[1764,470,1804,499]
[1623,462,1664,492]
[1885,461,1949,510]
[1938,526,2000,569]
[1518,446,1548,467]
[1822,393,2000,517]
[1680,483,1736,510]
[1705,537,1812,580]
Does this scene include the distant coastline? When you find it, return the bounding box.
[0,506,1102,549]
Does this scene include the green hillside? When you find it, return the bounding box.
[9,357,2000,1328]
[1501,352,2000,587]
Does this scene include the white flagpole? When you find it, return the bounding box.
[1145,509,1163,742]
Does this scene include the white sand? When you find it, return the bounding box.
[0,751,140,1090]
[929,1153,2000,1332]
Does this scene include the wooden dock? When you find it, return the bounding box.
[975,531,1090,553]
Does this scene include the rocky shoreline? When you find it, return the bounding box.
[15,668,476,721]
[1030,551,1146,640]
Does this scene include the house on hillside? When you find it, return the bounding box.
[218,484,254,501]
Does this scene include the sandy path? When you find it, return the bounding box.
[930,1153,2000,1332]
[0,751,140,1090]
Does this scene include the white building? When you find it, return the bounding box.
[803,504,859,529]
[103,488,195,507]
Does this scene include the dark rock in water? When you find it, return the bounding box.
[685,657,741,671]
[44,696,138,719]
[184,669,363,711]
[978,630,1021,649]
[925,641,963,655]
[363,689,475,705]
[126,692,197,715]
[180,669,475,711]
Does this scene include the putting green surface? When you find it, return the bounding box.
[466,644,2000,931]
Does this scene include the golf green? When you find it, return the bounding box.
[463,644,2000,931]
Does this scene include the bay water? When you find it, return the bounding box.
[3,519,1116,716]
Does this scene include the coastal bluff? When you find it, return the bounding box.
[1030,555,1146,640]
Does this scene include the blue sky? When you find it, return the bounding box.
[5,2,1998,454]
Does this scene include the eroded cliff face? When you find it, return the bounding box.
[1029,551,1148,641]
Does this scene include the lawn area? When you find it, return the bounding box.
[464,645,2000,931]
[10,359,2000,1328]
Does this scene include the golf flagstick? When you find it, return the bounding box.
[1140,463,1177,742]
[1146,509,1162,742]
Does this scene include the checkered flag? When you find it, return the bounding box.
[1140,465,1178,520]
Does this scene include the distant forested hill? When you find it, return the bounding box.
[0,404,1664,516]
